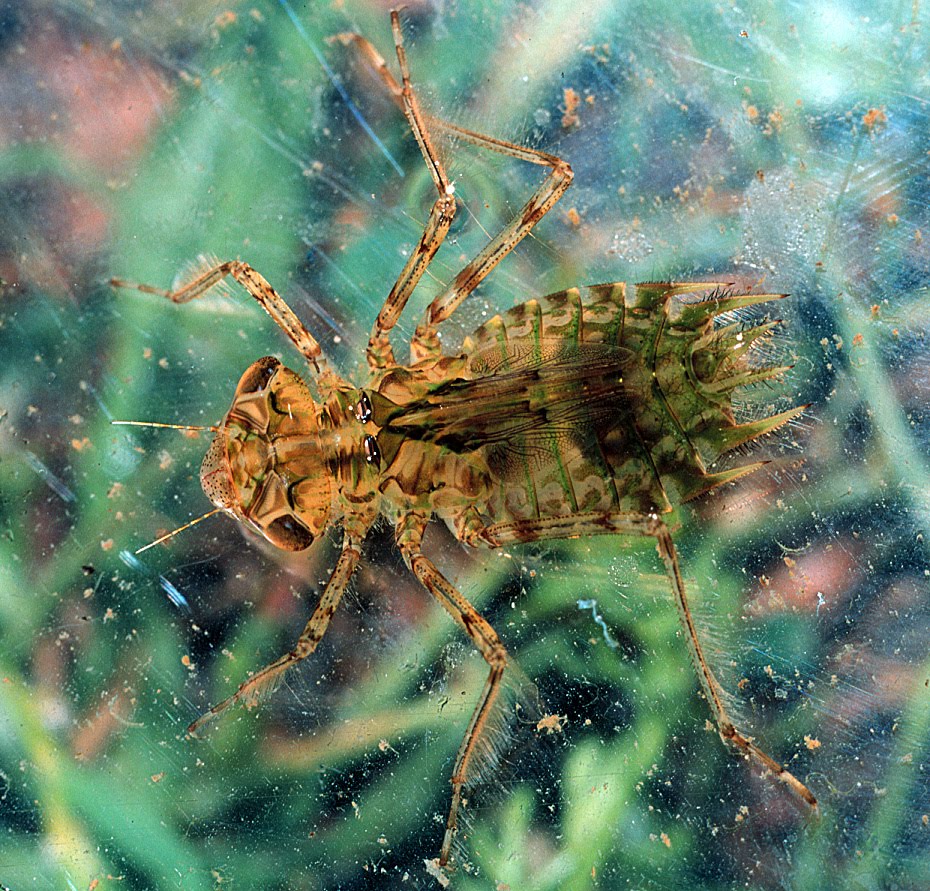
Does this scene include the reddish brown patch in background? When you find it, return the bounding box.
[747,540,863,616]
[0,18,173,295]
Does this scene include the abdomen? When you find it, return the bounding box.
[457,282,798,524]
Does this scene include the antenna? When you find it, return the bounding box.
[135,508,222,554]
[112,420,219,433]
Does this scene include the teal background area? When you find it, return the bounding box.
[1,1,929,888]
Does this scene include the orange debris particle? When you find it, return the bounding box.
[562,87,581,128]
[862,107,887,132]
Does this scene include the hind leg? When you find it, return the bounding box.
[455,509,819,810]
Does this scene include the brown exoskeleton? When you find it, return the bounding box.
[112,11,817,870]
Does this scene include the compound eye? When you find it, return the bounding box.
[264,515,314,551]
[363,434,381,467]
[200,437,236,509]
[355,392,373,423]
[236,356,280,395]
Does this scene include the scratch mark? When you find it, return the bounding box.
[23,451,76,503]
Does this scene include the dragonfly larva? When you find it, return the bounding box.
[112,11,816,870]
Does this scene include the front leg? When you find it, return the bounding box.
[110,259,343,393]
[188,534,362,735]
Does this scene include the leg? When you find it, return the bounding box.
[458,510,819,811]
[333,17,574,365]
[333,14,455,371]
[367,12,457,370]
[395,512,509,867]
[410,128,572,362]
[110,259,343,392]
[187,534,361,736]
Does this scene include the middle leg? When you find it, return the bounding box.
[336,12,456,371]
[395,511,510,867]
[334,17,573,366]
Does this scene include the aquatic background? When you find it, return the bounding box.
[1,1,929,888]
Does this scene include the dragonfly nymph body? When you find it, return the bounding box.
[112,11,816,870]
